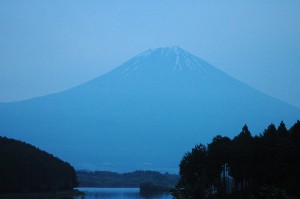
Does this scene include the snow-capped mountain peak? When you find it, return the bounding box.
[111,46,217,78]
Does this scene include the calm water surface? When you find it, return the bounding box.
[75,187,173,199]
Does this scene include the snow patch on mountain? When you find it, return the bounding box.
[111,46,217,79]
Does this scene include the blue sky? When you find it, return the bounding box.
[1,0,300,108]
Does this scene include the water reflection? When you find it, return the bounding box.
[74,187,173,199]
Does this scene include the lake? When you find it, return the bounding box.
[75,187,173,199]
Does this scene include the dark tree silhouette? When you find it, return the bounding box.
[174,144,208,199]
[230,125,254,192]
[173,120,300,199]
[278,121,288,138]
[207,135,232,196]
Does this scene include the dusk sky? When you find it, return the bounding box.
[1,0,300,108]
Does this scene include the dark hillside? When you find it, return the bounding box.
[0,136,78,193]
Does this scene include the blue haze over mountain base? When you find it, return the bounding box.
[0,47,299,172]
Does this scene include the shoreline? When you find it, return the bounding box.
[0,189,84,199]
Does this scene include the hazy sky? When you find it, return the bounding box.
[1,0,300,108]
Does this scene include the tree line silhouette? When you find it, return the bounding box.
[0,136,78,193]
[173,120,300,199]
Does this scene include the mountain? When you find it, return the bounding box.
[0,46,299,172]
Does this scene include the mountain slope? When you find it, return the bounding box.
[0,47,299,172]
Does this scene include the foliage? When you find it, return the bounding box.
[173,120,300,199]
[249,185,298,199]
[175,144,209,198]
[0,136,78,193]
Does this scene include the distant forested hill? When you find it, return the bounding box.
[0,136,78,193]
[77,170,178,188]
